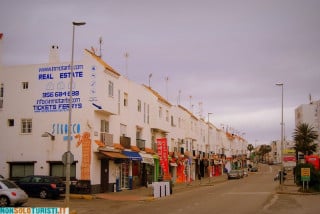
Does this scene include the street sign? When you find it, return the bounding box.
[63,136,73,141]
[301,167,310,182]
[62,151,74,165]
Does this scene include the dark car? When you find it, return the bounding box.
[249,166,258,172]
[15,175,65,199]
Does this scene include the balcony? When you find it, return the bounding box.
[100,133,113,147]
[136,139,146,150]
[120,136,131,149]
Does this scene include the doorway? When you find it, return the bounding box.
[100,159,109,192]
[120,161,129,189]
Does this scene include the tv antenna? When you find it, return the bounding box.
[99,37,103,58]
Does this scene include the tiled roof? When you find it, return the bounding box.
[143,85,172,106]
[178,105,198,120]
[85,49,121,77]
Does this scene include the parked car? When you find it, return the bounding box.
[227,170,241,179]
[238,169,245,178]
[0,179,28,207]
[15,175,65,199]
[243,169,248,177]
[249,166,258,172]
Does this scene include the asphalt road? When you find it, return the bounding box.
[25,164,320,214]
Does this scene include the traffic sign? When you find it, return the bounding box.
[301,167,310,181]
[62,151,74,165]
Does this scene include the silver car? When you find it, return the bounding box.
[0,179,28,207]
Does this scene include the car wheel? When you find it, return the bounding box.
[39,189,48,199]
[0,196,9,207]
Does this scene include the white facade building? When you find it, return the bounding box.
[0,37,248,193]
[295,99,320,153]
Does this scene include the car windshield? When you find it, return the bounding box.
[1,180,19,188]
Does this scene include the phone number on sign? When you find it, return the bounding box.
[42,91,80,98]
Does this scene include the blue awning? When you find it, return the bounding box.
[122,151,142,161]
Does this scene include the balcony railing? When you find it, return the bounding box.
[100,133,113,146]
[136,139,145,150]
[120,136,131,149]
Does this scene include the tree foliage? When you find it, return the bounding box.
[293,123,319,155]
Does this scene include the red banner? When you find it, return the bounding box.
[157,138,169,175]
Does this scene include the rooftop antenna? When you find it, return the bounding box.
[177,90,181,105]
[99,37,103,58]
[189,95,192,111]
[124,52,129,78]
[165,76,169,101]
[198,101,203,118]
[309,93,312,104]
[148,73,152,88]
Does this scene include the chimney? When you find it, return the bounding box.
[49,45,60,63]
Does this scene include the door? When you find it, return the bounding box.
[120,161,129,189]
[100,159,109,192]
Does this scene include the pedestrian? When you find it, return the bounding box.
[198,171,201,180]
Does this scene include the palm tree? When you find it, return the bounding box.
[258,144,272,163]
[265,145,272,163]
[247,144,254,160]
[293,123,318,156]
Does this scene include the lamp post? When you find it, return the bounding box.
[65,21,86,207]
[276,83,284,188]
[207,113,213,180]
[207,113,213,153]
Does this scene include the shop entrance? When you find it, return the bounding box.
[100,159,109,192]
[120,161,129,189]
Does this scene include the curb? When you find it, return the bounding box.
[70,194,95,200]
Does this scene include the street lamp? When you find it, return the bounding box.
[65,21,86,207]
[207,113,213,153]
[207,113,213,180]
[276,83,284,188]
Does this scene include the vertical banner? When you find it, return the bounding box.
[157,138,169,176]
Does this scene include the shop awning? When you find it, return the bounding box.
[139,152,154,165]
[100,151,128,159]
[122,151,142,161]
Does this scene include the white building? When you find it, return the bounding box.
[0,36,247,193]
[295,98,320,153]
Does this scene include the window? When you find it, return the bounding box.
[108,81,114,97]
[22,82,29,89]
[0,83,3,109]
[101,120,109,133]
[50,162,76,179]
[8,119,14,127]
[171,116,175,127]
[136,128,142,139]
[137,99,141,112]
[143,103,146,123]
[147,104,150,124]
[124,93,128,107]
[120,124,127,136]
[118,90,121,114]
[10,162,34,180]
[159,106,162,118]
[21,119,32,134]
[166,110,169,122]
[0,83,3,97]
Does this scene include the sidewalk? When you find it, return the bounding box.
[92,175,228,201]
[276,174,319,195]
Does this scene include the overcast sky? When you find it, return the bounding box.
[1,0,319,145]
